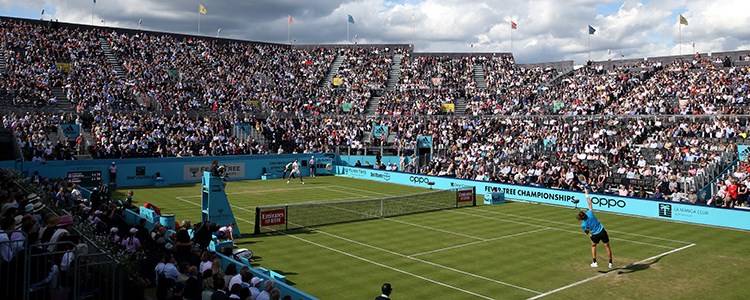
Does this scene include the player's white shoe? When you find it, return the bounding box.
[302,181,305,184]
[590,262,598,268]
[286,181,289,184]
[608,262,613,268]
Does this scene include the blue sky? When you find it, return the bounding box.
[0,0,748,64]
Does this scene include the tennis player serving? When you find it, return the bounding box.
[576,188,614,268]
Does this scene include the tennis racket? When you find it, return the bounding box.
[578,174,588,190]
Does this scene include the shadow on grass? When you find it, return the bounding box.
[598,254,667,274]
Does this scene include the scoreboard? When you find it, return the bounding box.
[67,170,103,187]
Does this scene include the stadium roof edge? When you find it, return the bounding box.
[4,15,747,67]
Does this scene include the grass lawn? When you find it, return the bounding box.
[114,176,750,299]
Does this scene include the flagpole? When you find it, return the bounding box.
[198,13,201,34]
[588,33,591,61]
[347,21,350,42]
[510,26,513,53]
[288,17,291,45]
[679,23,682,57]
[91,2,94,25]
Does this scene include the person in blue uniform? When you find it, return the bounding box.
[576,189,614,268]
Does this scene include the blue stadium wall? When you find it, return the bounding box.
[17,154,336,188]
[335,166,750,231]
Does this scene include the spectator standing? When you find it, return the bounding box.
[109,162,118,186]
[309,156,316,177]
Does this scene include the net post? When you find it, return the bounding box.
[455,188,459,208]
[285,205,289,231]
[254,207,261,235]
[472,186,477,207]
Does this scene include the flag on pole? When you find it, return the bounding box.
[93,0,96,3]
[679,14,688,25]
[41,9,45,15]
[348,14,355,24]
[199,3,207,15]
[289,15,294,24]
[139,19,143,25]
[588,25,596,35]
[511,21,517,30]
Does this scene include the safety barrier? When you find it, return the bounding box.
[336,166,750,231]
[1,235,122,300]
[119,206,317,300]
[18,154,336,188]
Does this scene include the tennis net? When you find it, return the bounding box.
[253,187,475,234]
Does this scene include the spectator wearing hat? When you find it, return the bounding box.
[110,227,121,243]
[249,277,262,300]
[48,214,74,252]
[121,227,142,253]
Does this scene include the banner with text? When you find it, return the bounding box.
[336,166,750,231]
[183,162,246,181]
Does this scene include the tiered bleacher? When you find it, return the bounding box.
[3,15,750,299]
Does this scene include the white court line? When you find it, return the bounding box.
[526,243,697,300]
[278,229,498,300]
[450,209,677,250]
[174,196,499,299]
[409,228,548,257]
[181,186,330,198]
[313,228,543,295]
[320,187,488,241]
[469,208,694,245]
[336,186,681,250]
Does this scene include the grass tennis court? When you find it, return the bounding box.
[115,176,750,299]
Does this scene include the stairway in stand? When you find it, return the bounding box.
[98,37,127,79]
[320,54,345,88]
[473,64,487,89]
[385,54,403,91]
[51,87,73,110]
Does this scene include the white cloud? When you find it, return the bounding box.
[1,0,748,64]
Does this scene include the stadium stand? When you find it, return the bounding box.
[3,15,750,299]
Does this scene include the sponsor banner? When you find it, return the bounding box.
[342,102,353,112]
[55,62,71,73]
[457,190,473,203]
[260,209,286,226]
[417,135,433,148]
[234,123,251,137]
[373,125,388,138]
[335,166,750,231]
[408,175,431,185]
[184,162,245,181]
[60,124,80,139]
[441,103,455,113]
[739,145,750,161]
